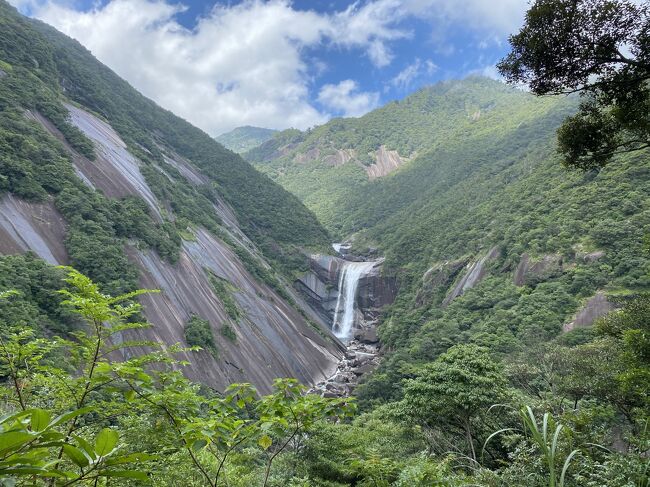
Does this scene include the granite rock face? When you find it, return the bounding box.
[563,292,615,332]
[365,145,409,179]
[357,261,398,321]
[443,246,500,305]
[0,194,68,265]
[296,254,397,327]
[514,253,563,286]
[295,254,344,324]
[1,105,345,393]
[415,258,469,306]
[300,251,396,397]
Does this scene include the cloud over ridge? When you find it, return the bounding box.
[19,0,527,135]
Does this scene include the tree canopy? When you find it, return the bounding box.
[498,0,650,169]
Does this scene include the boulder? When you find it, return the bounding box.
[582,250,605,263]
[332,373,350,383]
[354,328,379,344]
[563,292,615,332]
[353,363,376,376]
[514,253,563,286]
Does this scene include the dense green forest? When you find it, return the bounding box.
[246,77,575,232]
[1,0,649,485]
[215,126,278,154]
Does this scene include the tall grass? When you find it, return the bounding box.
[484,406,579,487]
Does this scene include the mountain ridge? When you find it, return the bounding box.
[216,125,277,153]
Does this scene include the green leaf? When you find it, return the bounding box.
[30,409,51,432]
[258,435,272,450]
[72,435,97,460]
[97,469,149,480]
[191,439,207,451]
[0,466,63,477]
[62,445,90,467]
[560,449,580,487]
[0,432,33,454]
[95,428,119,456]
[50,407,94,428]
[104,453,155,466]
[123,390,136,402]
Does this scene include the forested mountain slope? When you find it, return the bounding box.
[216,125,277,153]
[246,77,564,231]
[246,76,650,403]
[0,0,341,392]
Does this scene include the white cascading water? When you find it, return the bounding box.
[332,261,377,342]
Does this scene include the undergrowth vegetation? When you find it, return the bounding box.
[0,268,647,485]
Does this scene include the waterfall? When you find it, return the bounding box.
[332,260,377,342]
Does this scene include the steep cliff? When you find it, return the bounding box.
[0,1,341,392]
[297,253,397,335]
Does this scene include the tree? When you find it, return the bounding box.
[0,272,157,484]
[498,0,650,170]
[595,294,650,417]
[401,344,508,462]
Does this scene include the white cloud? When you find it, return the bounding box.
[396,0,527,33]
[34,0,333,135]
[329,0,410,67]
[466,64,504,81]
[390,58,438,90]
[318,80,380,118]
[16,0,528,134]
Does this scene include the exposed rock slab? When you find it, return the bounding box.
[162,153,208,186]
[563,292,615,332]
[416,258,469,306]
[443,246,500,305]
[514,253,563,286]
[298,254,396,327]
[293,147,320,164]
[65,104,163,221]
[323,149,355,166]
[16,108,346,393]
[356,261,398,315]
[126,228,343,393]
[365,146,408,180]
[0,194,68,264]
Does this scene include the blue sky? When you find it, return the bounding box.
[12,0,528,135]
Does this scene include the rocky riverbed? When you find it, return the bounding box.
[310,330,381,398]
